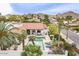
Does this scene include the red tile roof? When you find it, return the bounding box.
[22,23,47,30]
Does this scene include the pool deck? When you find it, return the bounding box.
[43,35,51,43]
[42,35,52,55]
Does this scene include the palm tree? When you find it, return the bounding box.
[65,16,72,40]
[56,16,64,47]
[17,30,27,50]
[0,22,17,50]
[28,36,36,45]
[21,44,42,56]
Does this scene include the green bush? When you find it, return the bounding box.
[64,42,76,56]
[48,24,59,35]
[21,44,43,56]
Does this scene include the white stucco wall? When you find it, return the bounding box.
[41,29,48,35]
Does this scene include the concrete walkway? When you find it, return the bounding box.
[42,35,52,56]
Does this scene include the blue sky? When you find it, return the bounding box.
[0,3,79,15]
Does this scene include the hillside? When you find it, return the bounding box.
[56,11,79,19]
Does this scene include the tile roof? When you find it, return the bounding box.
[10,28,23,34]
[22,23,47,30]
[11,23,47,33]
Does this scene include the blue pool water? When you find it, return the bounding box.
[35,37,45,41]
[29,37,44,50]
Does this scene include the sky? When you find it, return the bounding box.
[0,3,79,15]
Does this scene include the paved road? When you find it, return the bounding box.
[61,29,79,46]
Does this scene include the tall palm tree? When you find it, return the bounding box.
[56,16,64,47]
[0,22,17,50]
[65,16,72,40]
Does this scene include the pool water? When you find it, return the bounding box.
[35,37,45,41]
[28,37,44,50]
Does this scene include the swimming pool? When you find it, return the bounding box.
[35,36,44,41]
[28,37,44,50]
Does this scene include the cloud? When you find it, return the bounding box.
[0,3,14,15]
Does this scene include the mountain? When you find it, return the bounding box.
[56,11,79,19]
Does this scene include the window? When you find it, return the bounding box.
[37,30,41,33]
[32,30,35,34]
[27,30,30,35]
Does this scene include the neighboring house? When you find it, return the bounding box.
[22,23,48,35]
[11,23,48,35]
[10,23,23,34]
[27,19,40,22]
[64,20,79,26]
[49,18,58,24]
[38,13,45,20]
[10,28,23,34]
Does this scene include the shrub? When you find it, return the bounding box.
[21,44,43,56]
[63,42,76,56]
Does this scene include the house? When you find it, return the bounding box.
[22,23,48,35]
[49,18,58,24]
[10,23,23,34]
[64,21,79,26]
[11,23,48,35]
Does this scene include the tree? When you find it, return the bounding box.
[43,14,50,25]
[56,16,64,47]
[48,24,59,35]
[21,44,42,56]
[21,15,28,23]
[0,13,1,15]
[48,24,60,47]
[0,16,6,22]
[8,15,21,22]
[65,16,72,40]
[17,30,27,50]
[28,36,36,45]
[0,22,17,50]
[64,42,76,56]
